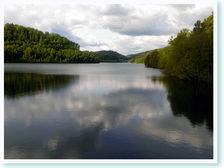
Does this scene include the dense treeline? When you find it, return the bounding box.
[144,13,213,83]
[144,50,159,67]
[4,24,99,63]
[92,50,128,62]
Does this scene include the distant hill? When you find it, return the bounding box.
[92,50,128,62]
[126,51,149,61]
[127,50,158,63]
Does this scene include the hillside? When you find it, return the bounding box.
[126,51,149,63]
[4,23,99,63]
[92,50,128,62]
[144,13,213,83]
[128,49,162,63]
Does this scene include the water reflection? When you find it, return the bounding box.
[154,76,213,131]
[4,72,78,98]
[4,64,213,159]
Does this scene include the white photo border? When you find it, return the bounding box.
[0,0,219,166]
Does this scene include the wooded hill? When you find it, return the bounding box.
[4,24,100,63]
[92,50,128,62]
[126,51,149,63]
[143,13,213,83]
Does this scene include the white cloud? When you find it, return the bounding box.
[4,4,213,55]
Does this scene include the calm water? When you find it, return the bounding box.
[4,63,213,159]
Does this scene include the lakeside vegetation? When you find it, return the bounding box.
[4,24,100,63]
[144,13,213,83]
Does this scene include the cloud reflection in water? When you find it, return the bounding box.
[4,64,213,159]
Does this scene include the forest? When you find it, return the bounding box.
[4,24,100,63]
[92,50,128,62]
[144,13,213,83]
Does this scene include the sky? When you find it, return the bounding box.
[4,4,213,55]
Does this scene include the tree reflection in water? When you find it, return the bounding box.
[152,76,213,131]
[4,72,79,98]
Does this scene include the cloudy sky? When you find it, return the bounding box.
[4,4,213,55]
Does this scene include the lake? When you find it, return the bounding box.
[4,63,213,159]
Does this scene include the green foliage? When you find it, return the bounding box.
[92,50,128,62]
[144,50,159,68]
[128,56,145,63]
[126,51,149,61]
[132,57,145,63]
[144,13,213,83]
[4,23,100,63]
[157,46,171,69]
[130,48,165,64]
[127,51,152,63]
[128,59,134,63]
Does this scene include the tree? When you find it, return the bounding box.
[22,47,32,62]
[144,50,159,68]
